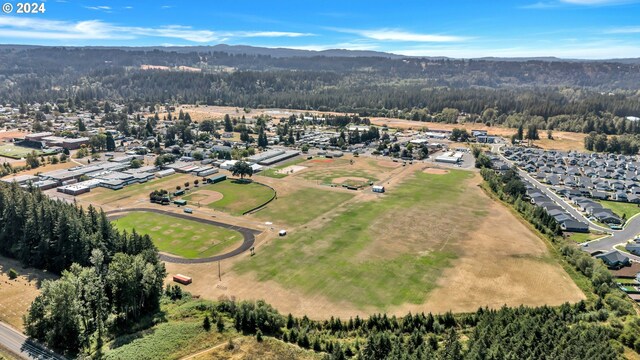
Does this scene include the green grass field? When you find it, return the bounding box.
[598,200,640,221]
[183,180,275,215]
[254,187,354,226]
[113,212,242,259]
[235,170,486,309]
[258,157,307,179]
[0,144,43,159]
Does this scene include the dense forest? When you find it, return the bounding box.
[2,47,640,125]
[0,183,166,356]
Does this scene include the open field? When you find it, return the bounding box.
[258,157,307,179]
[253,187,354,227]
[296,158,380,185]
[113,211,243,259]
[0,255,57,331]
[599,200,640,221]
[183,180,275,215]
[80,173,198,207]
[0,144,42,159]
[181,168,586,317]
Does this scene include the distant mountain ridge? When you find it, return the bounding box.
[1,43,639,63]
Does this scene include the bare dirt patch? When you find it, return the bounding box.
[190,190,224,205]
[423,168,450,175]
[276,165,307,175]
[377,160,401,168]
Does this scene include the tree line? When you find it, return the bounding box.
[0,183,165,356]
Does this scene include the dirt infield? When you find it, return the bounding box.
[276,165,307,175]
[187,190,224,205]
[423,168,450,175]
[377,160,401,168]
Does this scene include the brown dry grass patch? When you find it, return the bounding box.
[188,190,224,205]
[423,168,449,175]
[0,255,57,331]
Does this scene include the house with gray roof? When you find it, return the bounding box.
[596,250,631,269]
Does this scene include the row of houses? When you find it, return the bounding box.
[524,179,590,233]
[504,147,640,204]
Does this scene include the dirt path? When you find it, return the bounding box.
[179,337,241,360]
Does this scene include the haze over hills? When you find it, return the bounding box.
[2,43,640,63]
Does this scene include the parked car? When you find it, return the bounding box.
[184,208,193,214]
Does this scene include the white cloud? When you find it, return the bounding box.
[332,28,467,42]
[85,5,112,12]
[0,17,314,43]
[235,31,314,38]
[605,26,640,34]
[560,0,635,4]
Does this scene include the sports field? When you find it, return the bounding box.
[253,187,354,226]
[258,157,307,179]
[112,211,243,259]
[183,180,275,215]
[198,168,585,317]
[0,144,42,159]
[235,170,479,308]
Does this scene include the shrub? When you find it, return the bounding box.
[8,268,17,280]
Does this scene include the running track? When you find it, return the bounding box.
[106,208,261,264]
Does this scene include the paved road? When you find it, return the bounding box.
[0,322,65,360]
[106,208,261,264]
[492,144,640,260]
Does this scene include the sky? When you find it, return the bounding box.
[0,0,640,59]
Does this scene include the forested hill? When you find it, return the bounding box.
[2,45,640,88]
[2,45,640,119]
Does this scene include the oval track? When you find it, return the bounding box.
[106,208,260,264]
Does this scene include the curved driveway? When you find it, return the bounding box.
[106,208,261,264]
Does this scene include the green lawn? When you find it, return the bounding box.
[254,187,354,226]
[112,211,243,259]
[598,200,640,221]
[183,180,275,215]
[0,144,43,159]
[234,170,486,309]
[258,157,307,179]
[566,231,606,243]
[616,278,638,285]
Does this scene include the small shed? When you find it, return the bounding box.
[173,274,192,285]
[372,185,385,193]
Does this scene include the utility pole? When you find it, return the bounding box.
[218,261,221,281]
